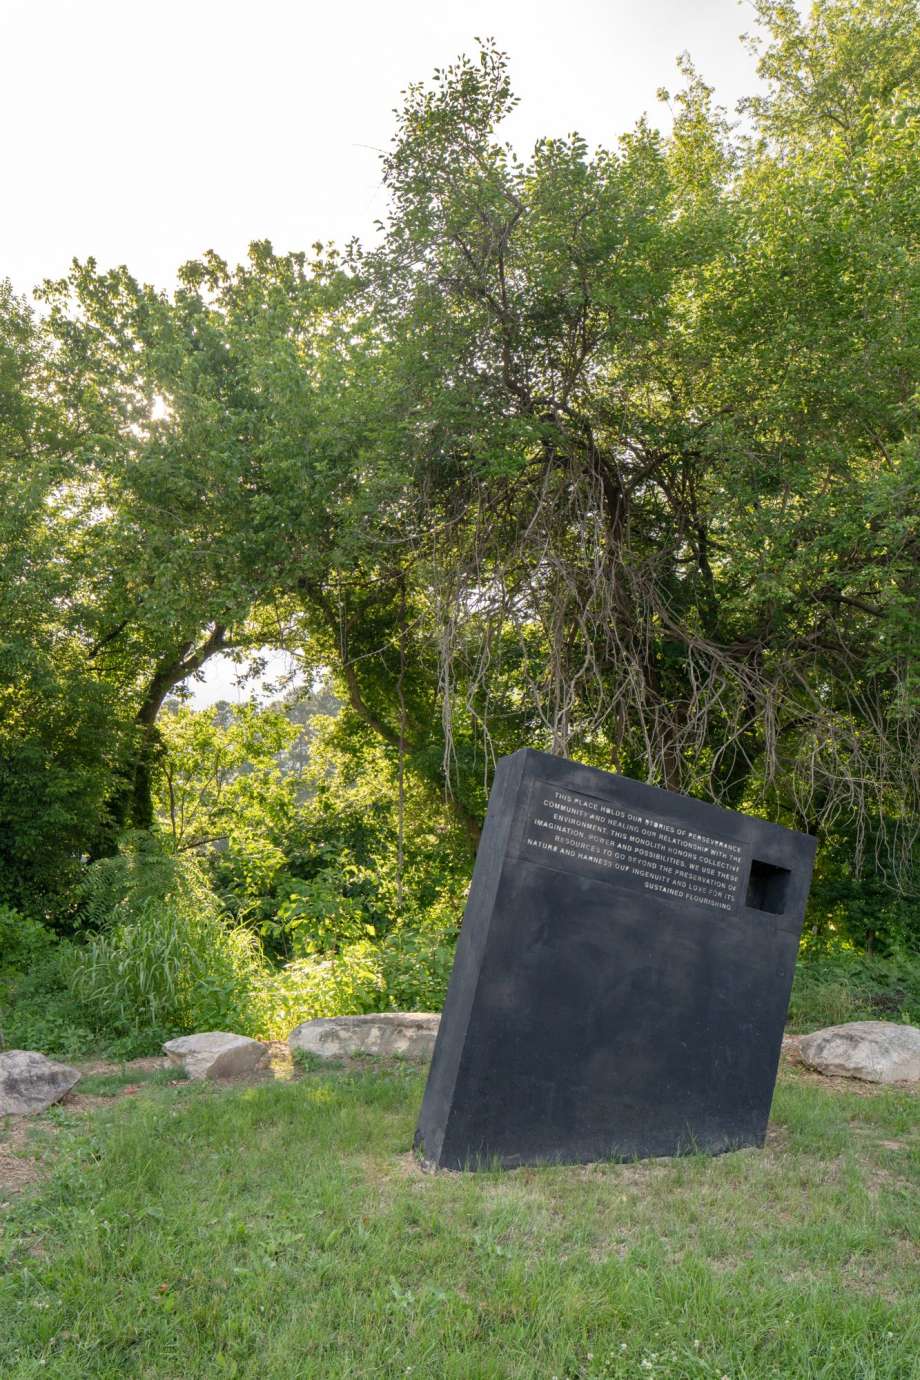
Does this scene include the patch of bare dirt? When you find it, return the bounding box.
[75,1041,296,1087]
[74,1055,166,1077]
[764,1123,790,1151]
[248,1040,295,1082]
[60,1092,120,1112]
[391,1149,429,1179]
[0,1118,41,1199]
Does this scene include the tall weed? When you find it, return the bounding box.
[70,841,269,1040]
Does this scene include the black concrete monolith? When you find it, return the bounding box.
[415,749,815,1169]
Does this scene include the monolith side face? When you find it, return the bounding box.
[415,749,816,1170]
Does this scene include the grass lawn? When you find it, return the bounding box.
[1,1059,918,1380]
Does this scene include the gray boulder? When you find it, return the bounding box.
[289,1012,440,1061]
[0,1050,81,1115]
[800,1021,920,1084]
[163,1032,267,1080]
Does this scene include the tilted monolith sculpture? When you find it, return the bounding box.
[415,749,815,1169]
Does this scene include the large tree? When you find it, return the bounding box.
[1,241,392,907]
[334,4,920,888]
[0,281,120,910]
[2,0,917,930]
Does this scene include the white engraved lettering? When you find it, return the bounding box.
[524,786,742,912]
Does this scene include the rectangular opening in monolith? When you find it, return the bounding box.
[746,858,791,914]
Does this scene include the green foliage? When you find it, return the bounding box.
[203,704,470,963]
[1,236,364,891]
[154,700,299,857]
[803,820,920,954]
[788,950,920,1030]
[70,840,268,1042]
[0,282,124,918]
[0,979,99,1060]
[0,906,98,1057]
[0,904,57,975]
[264,923,457,1036]
[71,901,267,1046]
[2,1,919,953]
[267,943,385,1032]
[345,2,920,908]
[376,924,457,1011]
[277,861,382,957]
[77,833,209,930]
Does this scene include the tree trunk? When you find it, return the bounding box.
[91,625,228,856]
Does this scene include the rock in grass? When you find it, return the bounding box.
[800,1021,920,1084]
[162,1032,267,1080]
[0,1050,81,1115]
[289,1012,440,1061]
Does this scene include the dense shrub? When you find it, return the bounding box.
[0,904,57,974]
[0,972,98,1058]
[71,898,269,1043]
[377,925,456,1012]
[266,941,384,1034]
[69,840,269,1044]
[787,950,920,1030]
[16,830,920,1058]
[804,830,920,954]
[261,920,458,1037]
[2,838,460,1053]
[0,905,98,1057]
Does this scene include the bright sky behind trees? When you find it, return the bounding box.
[2,0,770,704]
[3,0,766,298]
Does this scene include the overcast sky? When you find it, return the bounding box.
[2,0,767,299]
[2,0,768,703]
